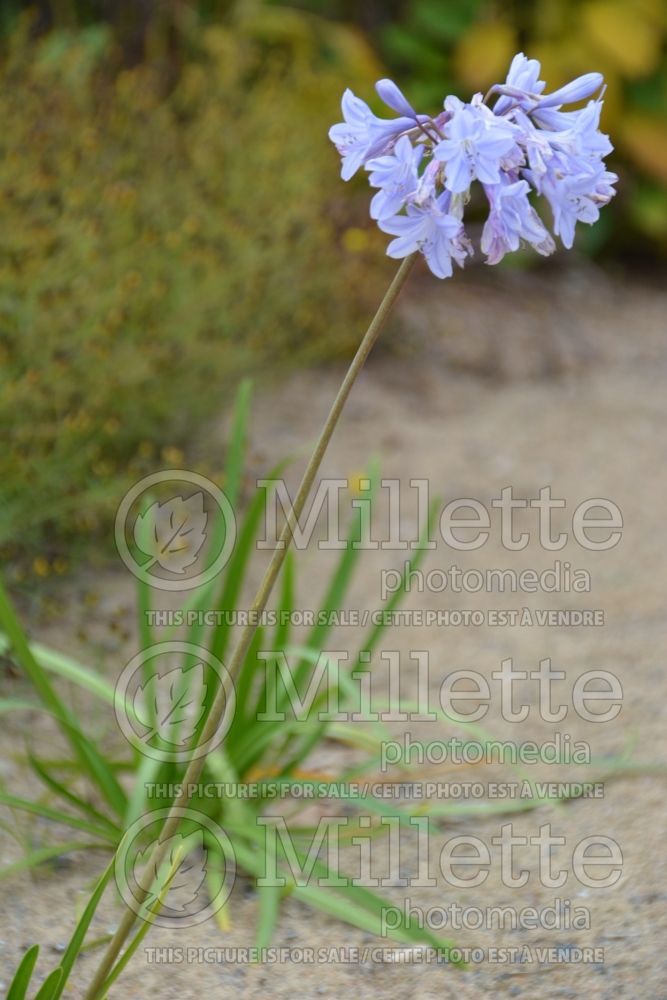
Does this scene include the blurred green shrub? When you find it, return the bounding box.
[0,10,386,564]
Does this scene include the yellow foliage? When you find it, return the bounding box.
[532,40,624,127]
[454,21,517,91]
[581,0,662,77]
[342,227,371,253]
[618,113,667,185]
[0,15,385,552]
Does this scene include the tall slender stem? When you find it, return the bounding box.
[84,252,417,999]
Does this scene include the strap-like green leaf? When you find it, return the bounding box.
[33,966,63,1000]
[50,860,115,1000]
[6,943,39,1000]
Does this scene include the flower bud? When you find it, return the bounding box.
[537,72,603,109]
[375,79,417,119]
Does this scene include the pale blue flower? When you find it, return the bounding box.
[491,54,602,115]
[510,108,561,175]
[434,99,518,193]
[494,53,545,114]
[328,88,416,181]
[378,193,472,278]
[535,100,613,161]
[482,178,556,264]
[366,135,423,220]
[528,157,618,249]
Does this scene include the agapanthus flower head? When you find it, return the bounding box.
[329,54,617,278]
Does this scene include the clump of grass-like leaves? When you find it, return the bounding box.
[0,383,646,996]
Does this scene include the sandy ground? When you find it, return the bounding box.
[1,260,667,998]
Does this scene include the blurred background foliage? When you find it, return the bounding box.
[0,3,386,566]
[1,0,666,565]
